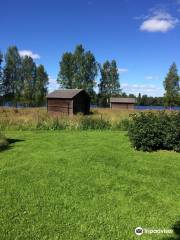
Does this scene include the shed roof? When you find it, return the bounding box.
[46,89,84,99]
[110,98,136,103]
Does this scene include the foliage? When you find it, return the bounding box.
[0,130,179,239]
[128,111,180,152]
[115,118,132,131]
[36,117,68,130]
[57,52,74,89]
[34,65,49,106]
[96,92,167,108]
[0,46,49,107]
[2,46,22,104]
[57,44,98,94]
[0,132,9,151]
[78,116,111,130]
[99,60,121,105]
[136,93,164,106]
[21,56,37,106]
[163,63,180,107]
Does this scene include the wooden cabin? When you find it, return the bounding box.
[110,98,136,109]
[46,89,90,115]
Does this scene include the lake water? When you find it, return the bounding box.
[135,106,180,110]
[91,105,180,110]
[1,103,180,111]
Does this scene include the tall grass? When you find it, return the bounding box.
[92,108,136,122]
[0,107,135,131]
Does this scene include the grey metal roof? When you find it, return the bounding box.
[110,98,136,103]
[46,89,84,99]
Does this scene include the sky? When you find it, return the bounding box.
[1,0,180,96]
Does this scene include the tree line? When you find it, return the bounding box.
[0,46,48,106]
[57,45,180,107]
[0,44,180,107]
[57,44,121,106]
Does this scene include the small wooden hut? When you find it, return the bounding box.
[46,89,90,115]
[110,98,136,109]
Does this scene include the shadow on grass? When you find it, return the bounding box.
[162,221,180,240]
[0,138,24,152]
[7,138,24,144]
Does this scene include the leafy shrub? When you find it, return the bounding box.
[163,112,180,152]
[79,117,111,130]
[128,111,180,152]
[0,133,9,151]
[36,118,67,130]
[115,118,132,131]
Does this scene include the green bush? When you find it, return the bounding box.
[163,112,180,152]
[36,118,67,130]
[79,117,111,130]
[115,118,132,131]
[0,133,9,151]
[128,111,180,152]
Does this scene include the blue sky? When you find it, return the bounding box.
[1,0,180,96]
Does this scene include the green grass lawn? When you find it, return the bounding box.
[0,131,180,240]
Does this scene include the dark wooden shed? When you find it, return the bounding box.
[46,89,90,115]
[110,98,136,109]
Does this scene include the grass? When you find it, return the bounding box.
[0,107,137,130]
[0,107,136,121]
[0,130,180,239]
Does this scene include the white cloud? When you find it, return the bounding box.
[140,10,179,32]
[118,68,128,73]
[122,83,164,96]
[48,76,59,92]
[19,50,40,60]
[145,75,159,80]
[145,76,153,80]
